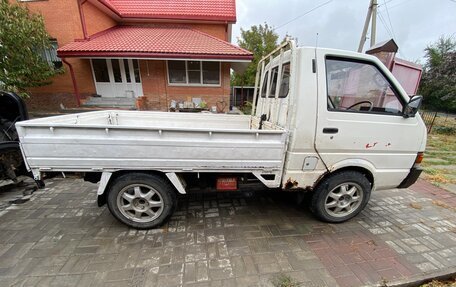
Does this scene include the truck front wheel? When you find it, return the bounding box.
[310,171,371,223]
[107,173,177,229]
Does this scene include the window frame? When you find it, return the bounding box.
[260,71,270,98]
[167,60,221,87]
[324,55,406,117]
[278,62,291,98]
[41,39,62,70]
[268,66,279,98]
[90,59,142,84]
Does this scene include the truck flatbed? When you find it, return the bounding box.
[17,110,288,187]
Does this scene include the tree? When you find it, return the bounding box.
[231,23,280,87]
[0,0,58,97]
[419,36,456,112]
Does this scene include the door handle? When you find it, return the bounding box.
[323,128,338,134]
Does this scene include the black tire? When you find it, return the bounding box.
[310,171,371,223]
[107,172,177,229]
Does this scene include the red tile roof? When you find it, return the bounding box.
[97,0,236,23]
[57,25,252,61]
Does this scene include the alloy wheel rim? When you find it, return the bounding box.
[324,182,363,218]
[116,184,164,223]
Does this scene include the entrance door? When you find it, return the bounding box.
[91,59,143,98]
[314,50,425,189]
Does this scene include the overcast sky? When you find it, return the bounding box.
[232,0,456,63]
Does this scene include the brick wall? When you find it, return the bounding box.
[24,93,91,112]
[140,60,231,112]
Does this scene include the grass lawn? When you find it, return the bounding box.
[421,115,456,188]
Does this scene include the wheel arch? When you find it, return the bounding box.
[315,160,375,190]
[96,170,183,207]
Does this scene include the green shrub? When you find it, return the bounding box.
[433,126,456,135]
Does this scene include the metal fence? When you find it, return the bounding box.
[419,111,438,133]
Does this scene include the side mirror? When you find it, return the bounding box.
[403,95,423,118]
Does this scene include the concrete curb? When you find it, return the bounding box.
[366,267,456,287]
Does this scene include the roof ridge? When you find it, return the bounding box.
[97,0,237,23]
[117,24,192,29]
[97,0,122,18]
[188,27,252,56]
[74,25,120,42]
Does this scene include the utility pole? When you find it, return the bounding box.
[358,0,378,52]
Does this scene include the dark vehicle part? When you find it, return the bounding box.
[84,172,102,184]
[0,91,29,123]
[0,142,24,181]
[0,92,29,183]
[398,152,424,188]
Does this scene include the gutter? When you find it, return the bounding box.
[61,58,81,107]
[57,51,254,61]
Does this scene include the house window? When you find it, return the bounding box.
[202,62,220,84]
[168,61,220,86]
[41,39,62,69]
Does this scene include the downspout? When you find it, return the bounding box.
[62,58,81,107]
[77,0,89,40]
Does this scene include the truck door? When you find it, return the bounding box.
[314,50,425,189]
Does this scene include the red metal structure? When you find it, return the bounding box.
[366,39,422,96]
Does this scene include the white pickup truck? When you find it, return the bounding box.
[16,41,426,229]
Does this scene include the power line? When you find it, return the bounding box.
[382,0,396,39]
[380,0,396,5]
[378,12,407,58]
[379,0,412,11]
[377,12,394,39]
[274,0,333,31]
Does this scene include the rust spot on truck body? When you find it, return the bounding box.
[285,177,299,189]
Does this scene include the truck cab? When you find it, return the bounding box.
[253,41,426,221]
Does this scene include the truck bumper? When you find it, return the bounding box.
[397,165,423,189]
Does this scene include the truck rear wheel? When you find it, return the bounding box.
[310,171,371,223]
[107,173,177,229]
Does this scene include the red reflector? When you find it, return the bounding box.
[415,152,424,164]
[216,177,237,191]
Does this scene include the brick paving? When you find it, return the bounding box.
[0,178,455,287]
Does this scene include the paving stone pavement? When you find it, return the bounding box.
[0,178,455,287]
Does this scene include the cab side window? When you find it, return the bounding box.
[326,57,404,115]
[260,71,269,98]
[269,67,279,98]
[279,63,290,98]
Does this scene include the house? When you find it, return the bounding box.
[16,0,253,112]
